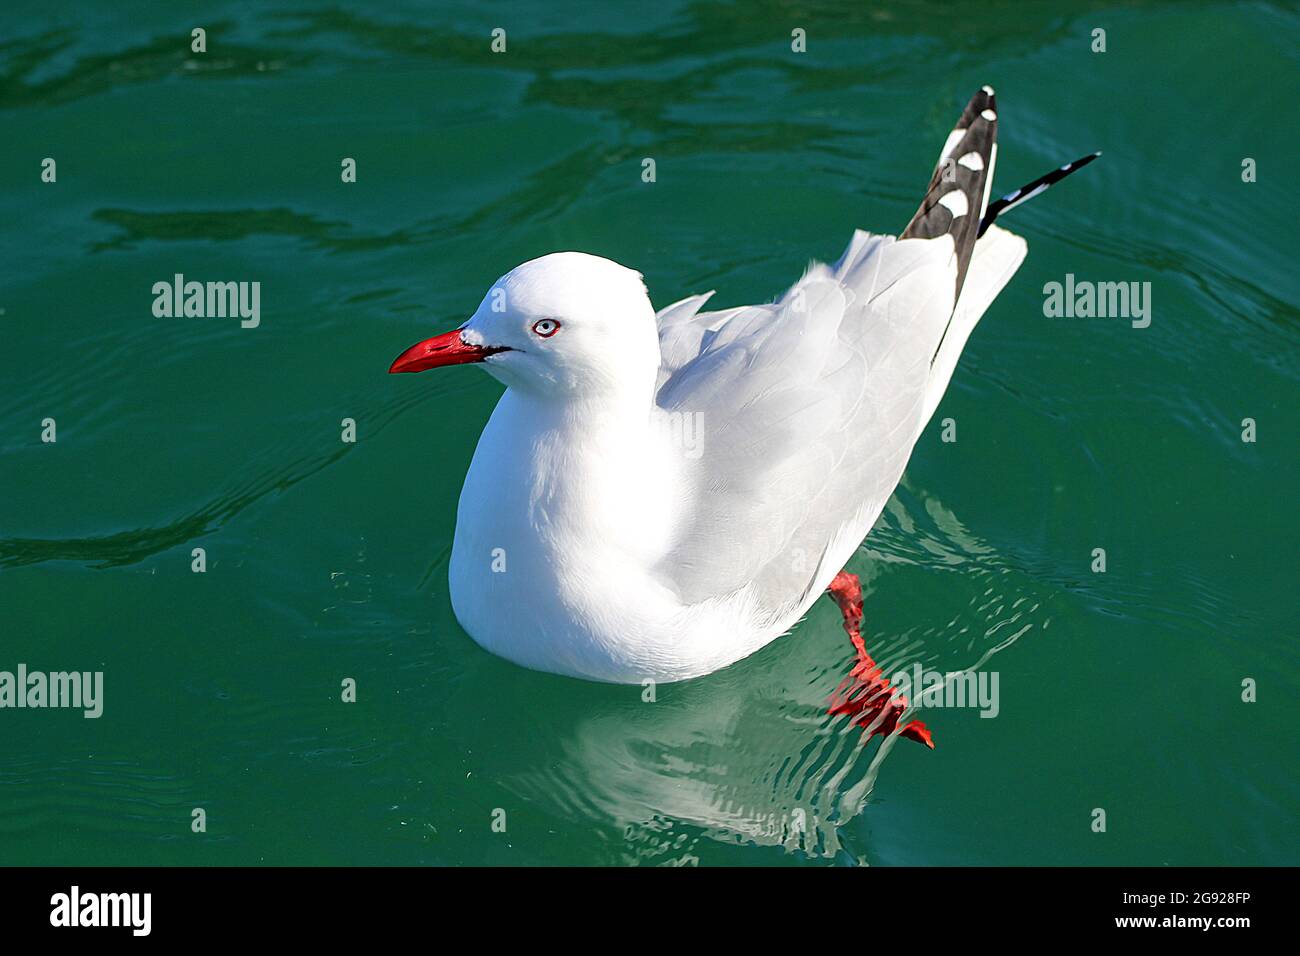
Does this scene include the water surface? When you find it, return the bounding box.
[1,0,1296,865]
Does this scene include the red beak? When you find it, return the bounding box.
[388,329,510,374]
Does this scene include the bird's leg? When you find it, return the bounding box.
[825,570,934,749]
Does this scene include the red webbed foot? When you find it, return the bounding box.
[825,570,934,749]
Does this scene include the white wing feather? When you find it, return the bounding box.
[652,225,1025,622]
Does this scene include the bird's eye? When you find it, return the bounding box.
[531,318,560,338]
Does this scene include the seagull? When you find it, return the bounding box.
[391,87,1097,747]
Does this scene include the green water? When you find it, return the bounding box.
[2,1,1296,866]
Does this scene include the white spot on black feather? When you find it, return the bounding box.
[938,191,969,218]
[941,129,965,159]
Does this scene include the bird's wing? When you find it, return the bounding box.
[652,229,959,614]
[650,87,1026,622]
[656,290,741,388]
[901,84,999,301]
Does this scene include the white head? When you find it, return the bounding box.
[390,252,661,402]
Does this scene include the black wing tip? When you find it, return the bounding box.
[968,84,997,110]
[953,85,998,133]
[977,150,1103,238]
[900,86,1001,293]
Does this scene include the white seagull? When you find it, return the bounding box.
[391,87,1097,747]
